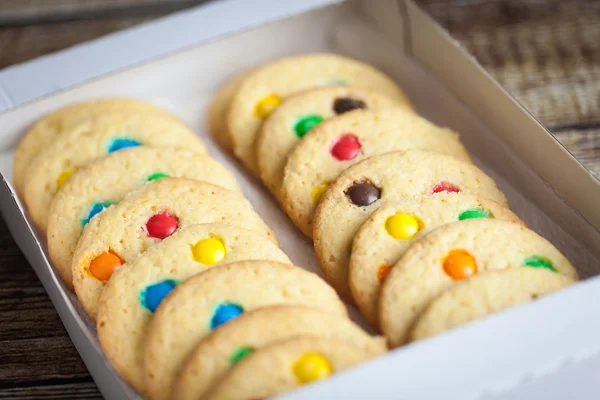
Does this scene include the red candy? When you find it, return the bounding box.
[146,212,178,239]
[330,134,361,161]
[432,181,460,194]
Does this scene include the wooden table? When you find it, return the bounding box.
[0,0,598,398]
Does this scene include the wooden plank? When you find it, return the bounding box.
[0,381,100,400]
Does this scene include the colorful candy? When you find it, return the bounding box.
[346,181,380,206]
[191,237,226,265]
[333,97,367,115]
[107,138,141,153]
[385,213,420,240]
[523,255,557,272]
[292,353,333,384]
[210,303,244,330]
[294,115,324,138]
[432,181,460,194]
[254,94,282,120]
[142,280,178,312]
[89,251,123,281]
[377,264,392,284]
[230,346,255,365]
[330,134,361,161]
[310,180,333,203]
[146,212,178,240]
[56,169,75,190]
[458,208,494,220]
[80,201,113,227]
[443,249,477,280]
[146,172,170,182]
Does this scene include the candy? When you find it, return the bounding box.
[230,346,255,365]
[330,134,361,161]
[292,353,333,384]
[310,180,333,203]
[89,252,123,281]
[385,213,420,240]
[254,94,282,120]
[80,201,113,227]
[56,169,75,189]
[210,303,244,330]
[432,181,460,194]
[107,138,141,153]
[142,280,177,312]
[523,255,557,272]
[146,212,178,239]
[458,208,494,220]
[377,264,392,284]
[294,115,324,138]
[443,249,477,280]
[191,238,226,265]
[345,181,380,206]
[146,172,170,182]
[333,97,367,115]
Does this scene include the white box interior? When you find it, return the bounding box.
[0,1,599,399]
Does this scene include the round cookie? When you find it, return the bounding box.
[142,261,347,400]
[349,193,523,327]
[207,72,248,151]
[96,224,291,393]
[202,336,375,400]
[227,53,412,175]
[173,305,386,400]
[13,98,177,196]
[71,178,276,319]
[23,112,206,232]
[47,147,241,291]
[281,108,471,237]
[410,268,575,341]
[379,219,579,347]
[256,86,412,199]
[313,150,508,300]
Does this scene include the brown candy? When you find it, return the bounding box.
[333,97,367,115]
[345,181,380,206]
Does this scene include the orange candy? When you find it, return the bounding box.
[89,252,123,281]
[377,264,392,284]
[443,249,477,280]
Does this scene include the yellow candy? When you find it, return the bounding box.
[310,180,333,203]
[293,352,333,384]
[254,94,282,120]
[385,213,420,240]
[191,238,226,265]
[56,169,75,189]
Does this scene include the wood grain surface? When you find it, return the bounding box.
[0,0,598,398]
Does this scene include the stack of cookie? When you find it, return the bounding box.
[212,53,579,348]
[15,99,385,399]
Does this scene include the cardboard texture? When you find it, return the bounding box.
[0,0,599,399]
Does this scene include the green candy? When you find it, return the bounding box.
[230,346,255,365]
[523,255,557,272]
[458,208,494,220]
[293,114,324,138]
[146,172,170,182]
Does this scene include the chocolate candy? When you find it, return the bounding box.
[89,251,123,281]
[294,114,324,138]
[142,280,178,312]
[210,302,244,330]
[432,181,460,194]
[107,137,141,153]
[146,212,178,239]
[292,353,333,384]
[330,134,361,161]
[523,255,557,272]
[333,97,367,115]
[345,181,380,206]
[230,346,255,365]
[443,249,477,280]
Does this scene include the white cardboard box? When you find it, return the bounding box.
[1,0,599,399]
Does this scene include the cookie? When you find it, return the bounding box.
[96,224,290,393]
[207,72,247,151]
[173,305,386,400]
[410,268,575,341]
[23,112,206,232]
[379,219,579,347]
[13,98,177,196]
[47,147,241,290]
[202,336,375,400]
[71,178,275,319]
[142,260,347,400]
[313,150,508,300]
[226,53,412,175]
[256,86,412,199]
[281,108,471,237]
[349,193,523,327]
